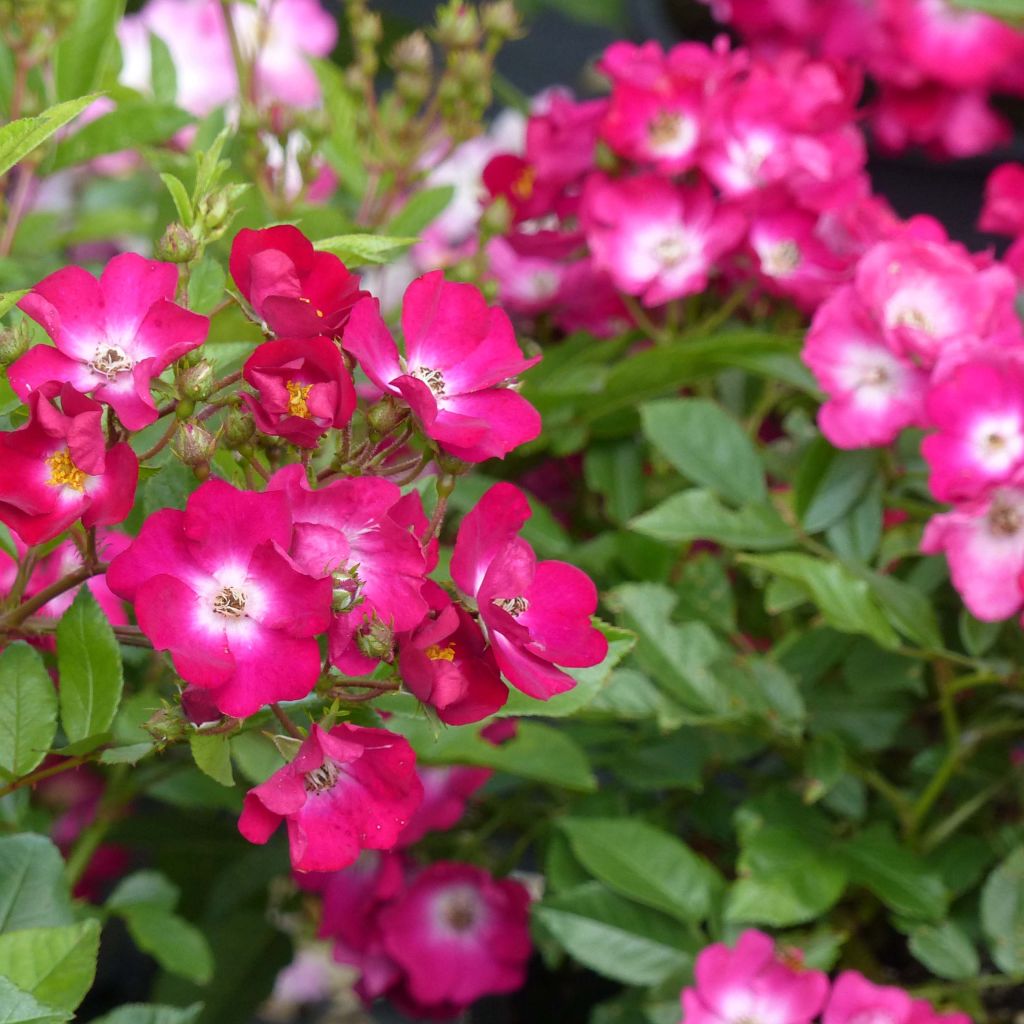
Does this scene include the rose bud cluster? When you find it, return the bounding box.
[798,225,1024,626]
[701,0,1024,161]
[0,223,607,889]
[292,745,530,1020]
[679,930,968,1024]
[422,34,955,346]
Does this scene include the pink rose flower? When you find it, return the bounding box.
[242,337,356,448]
[397,765,491,847]
[923,358,1024,502]
[238,723,423,873]
[0,384,138,545]
[921,485,1024,621]
[581,173,744,307]
[9,254,208,430]
[680,930,828,1024]
[824,971,968,1024]
[267,464,429,672]
[980,163,1024,237]
[342,271,542,463]
[451,482,607,700]
[106,478,332,716]
[377,862,532,1014]
[229,225,368,338]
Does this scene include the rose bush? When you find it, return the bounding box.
[0,2,1023,1023]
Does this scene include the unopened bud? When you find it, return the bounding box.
[391,31,432,74]
[481,0,523,39]
[197,184,248,240]
[0,321,31,366]
[177,359,214,400]
[366,395,406,438]
[454,50,488,87]
[222,406,256,448]
[435,1,481,48]
[355,617,394,662]
[435,451,471,476]
[171,421,217,467]
[144,705,189,745]
[353,9,382,47]
[155,222,198,264]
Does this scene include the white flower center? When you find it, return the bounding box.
[212,585,247,618]
[761,240,801,277]
[89,343,133,380]
[653,233,690,269]
[972,415,1024,473]
[493,596,529,616]
[411,366,446,396]
[989,496,1023,537]
[304,759,341,794]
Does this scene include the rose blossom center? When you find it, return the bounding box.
[304,758,342,794]
[647,110,694,154]
[212,585,247,618]
[989,498,1022,536]
[411,366,447,396]
[438,887,481,933]
[494,596,529,617]
[45,449,86,491]
[653,233,690,269]
[761,240,801,277]
[425,642,456,662]
[513,165,536,201]
[89,343,133,380]
[286,380,314,418]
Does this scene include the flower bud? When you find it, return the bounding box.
[177,358,214,400]
[435,1,481,48]
[391,30,432,74]
[222,406,256,448]
[356,616,394,662]
[0,321,31,366]
[481,0,523,39]
[144,704,189,745]
[436,451,471,476]
[353,9,382,47]
[454,50,489,88]
[155,222,198,264]
[366,395,406,437]
[171,421,217,467]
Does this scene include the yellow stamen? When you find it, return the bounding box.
[286,380,314,418]
[425,642,456,662]
[512,165,535,201]
[45,449,86,491]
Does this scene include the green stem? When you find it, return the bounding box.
[65,767,132,889]
[621,294,669,345]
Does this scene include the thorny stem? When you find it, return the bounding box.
[219,0,252,107]
[0,165,34,258]
[621,294,668,345]
[12,617,152,648]
[138,419,178,462]
[364,422,413,470]
[0,754,97,800]
[5,547,38,609]
[424,491,449,544]
[270,703,304,740]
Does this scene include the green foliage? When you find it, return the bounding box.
[0,95,98,178]
[0,646,58,779]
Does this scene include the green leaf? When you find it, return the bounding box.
[500,622,634,717]
[148,32,178,104]
[187,258,225,314]
[391,718,595,792]
[0,920,100,1013]
[56,588,123,744]
[860,570,942,650]
[0,835,72,933]
[951,0,1024,21]
[630,490,795,551]
[314,234,418,266]
[107,871,179,913]
[0,291,28,320]
[959,608,1001,657]
[795,442,878,533]
[160,173,193,227]
[51,102,191,171]
[0,95,98,179]
[980,846,1024,975]
[99,742,155,765]
[824,479,882,564]
[641,398,766,506]
[120,906,213,984]
[384,185,455,237]
[740,553,899,650]
[584,440,645,524]
[89,1005,203,1024]
[606,583,728,715]
[535,882,696,986]
[559,818,722,923]
[726,798,846,927]
[842,825,948,922]
[230,732,284,786]
[0,975,68,1024]
[0,644,58,778]
[55,0,126,100]
[189,734,234,787]
[906,921,979,981]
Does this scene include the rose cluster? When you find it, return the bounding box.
[293,760,531,1020]
[799,223,1024,626]
[0,226,606,893]
[680,930,967,1024]
[703,0,1024,158]
[472,36,941,332]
